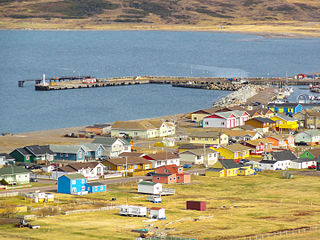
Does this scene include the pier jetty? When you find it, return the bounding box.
[19,74,320,91]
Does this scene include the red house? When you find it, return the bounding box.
[152,164,191,184]
[241,139,273,156]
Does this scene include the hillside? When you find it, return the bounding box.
[1,0,320,36]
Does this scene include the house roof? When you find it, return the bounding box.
[218,159,240,169]
[303,130,320,136]
[180,148,217,156]
[62,173,85,180]
[224,144,251,152]
[67,162,101,170]
[12,148,31,156]
[259,160,276,164]
[25,145,54,156]
[0,153,14,160]
[49,145,84,154]
[118,152,145,157]
[144,152,179,160]
[0,166,30,176]
[178,144,204,150]
[112,120,171,131]
[267,134,292,141]
[102,157,151,166]
[268,103,301,108]
[273,114,297,122]
[156,164,181,174]
[138,181,159,186]
[270,150,297,161]
[245,138,272,146]
[80,143,104,151]
[86,182,105,186]
[189,131,221,138]
[249,117,275,124]
[93,137,130,146]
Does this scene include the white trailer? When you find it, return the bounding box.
[119,205,147,217]
[149,207,166,219]
[147,195,162,203]
[138,181,162,195]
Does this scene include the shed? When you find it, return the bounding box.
[186,201,206,211]
[149,207,166,219]
[86,182,107,193]
[138,181,162,195]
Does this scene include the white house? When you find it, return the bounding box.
[143,152,180,168]
[55,162,105,180]
[179,148,219,166]
[92,137,131,158]
[290,159,316,169]
[259,160,292,170]
[138,181,162,195]
[259,150,297,170]
[203,110,249,128]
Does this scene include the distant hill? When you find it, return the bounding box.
[1,0,320,33]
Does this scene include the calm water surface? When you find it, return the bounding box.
[0,30,320,133]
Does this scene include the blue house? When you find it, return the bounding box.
[49,145,86,161]
[57,173,87,194]
[267,103,302,116]
[86,182,107,193]
[81,143,104,159]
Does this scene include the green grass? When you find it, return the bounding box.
[1,172,320,239]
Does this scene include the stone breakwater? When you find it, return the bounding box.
[212,85,258,107]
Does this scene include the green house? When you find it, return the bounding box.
[0,166,30,184]
[10,148,32,163]
[299,148,320,159]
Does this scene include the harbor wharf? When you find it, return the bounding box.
[21,75,320,91]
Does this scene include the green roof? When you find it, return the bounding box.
[0,166,30,176]
[64,173,85,180]
[138,181,158,186]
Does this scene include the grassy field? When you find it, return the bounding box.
[0,0,320,37]
[1,171,320,239]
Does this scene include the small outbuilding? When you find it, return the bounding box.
[186,201,206,211]
[149,207,166,219]
[138,181,162,195]
[86,182,107,193]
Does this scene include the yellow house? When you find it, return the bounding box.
[190,108,217,122]
[208,159,239,177]
[238,167,256,176]
[189,131,229,145]
[207,159,256,177]
[271,114,299,132]
[212,144,251,161]
[102,157,152,172]
[111,120,175,139]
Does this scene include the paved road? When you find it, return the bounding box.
[1,169,206,194]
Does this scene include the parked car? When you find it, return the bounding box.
[30,178,38,182]
[182,164,191,168]
[308,165,316,169]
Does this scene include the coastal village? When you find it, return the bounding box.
[2,74,320,239]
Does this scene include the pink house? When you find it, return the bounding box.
[203,111,249,128]
[152,164,191,184]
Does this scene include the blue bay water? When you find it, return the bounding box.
[0,30,320,133]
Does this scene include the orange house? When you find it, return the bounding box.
[266,135,295,149]
[152,164,191,184]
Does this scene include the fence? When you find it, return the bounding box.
[233,225,320,240]
[63,205,120,215]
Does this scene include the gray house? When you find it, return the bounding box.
[0,166,30,184]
